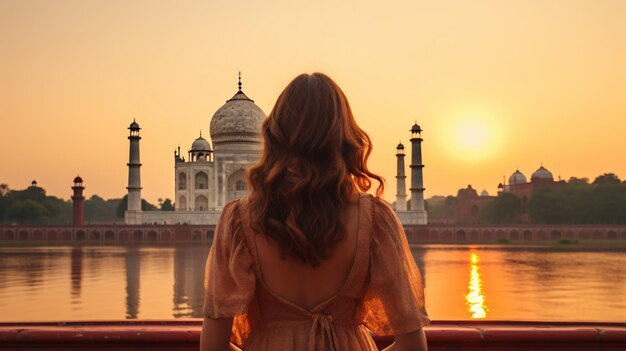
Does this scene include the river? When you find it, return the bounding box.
[0,244,624,322]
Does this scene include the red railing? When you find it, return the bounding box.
[1,320,625,350]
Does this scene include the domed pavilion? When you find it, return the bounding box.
[171,74,267,213]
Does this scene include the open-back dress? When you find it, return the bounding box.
[203,193,430,350]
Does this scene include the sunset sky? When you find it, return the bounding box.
[1,0,625,204]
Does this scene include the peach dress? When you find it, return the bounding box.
[203,194,430,350]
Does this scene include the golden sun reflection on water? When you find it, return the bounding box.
[465,252,488,318]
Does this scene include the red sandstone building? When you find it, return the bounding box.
[434,165,564,224]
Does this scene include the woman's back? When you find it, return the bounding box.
[254,195,361,311]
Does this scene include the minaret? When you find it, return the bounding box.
[395,142,407,211]
[409,123,425,212]
[127,119,142,212]
[71,176,85,226]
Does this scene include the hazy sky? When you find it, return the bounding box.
[1,0,625,204]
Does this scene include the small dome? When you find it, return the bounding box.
[73,176,83,183]
[209,83,266,147]
[509,170,527,185]
[480,189,489,197]
[396,142,404,150]
[128,119,140,130]
[191,134,211,152]
[410,123,422,133]
[531,166,554,181]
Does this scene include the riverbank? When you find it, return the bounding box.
[3,224,625,243]
[3,239,626,250]
[408,239,626,250]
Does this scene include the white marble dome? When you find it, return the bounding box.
[531,166,554,181]
[480,189,489,197]
[509,170,527,185]
[209,89,266,146]
[191,134,211,151]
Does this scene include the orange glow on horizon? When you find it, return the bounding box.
[1,1,625,203]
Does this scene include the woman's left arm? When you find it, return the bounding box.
[200,317,240,351]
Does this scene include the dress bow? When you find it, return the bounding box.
[307,313,339,351]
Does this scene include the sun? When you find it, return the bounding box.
[457,120,489,150]
[446,115,501,161]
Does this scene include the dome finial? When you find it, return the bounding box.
[199,130,202,138]
[238,71,242,92]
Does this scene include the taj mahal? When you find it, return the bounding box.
[124,75,427,225]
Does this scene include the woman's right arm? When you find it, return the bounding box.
[383,328,428,351]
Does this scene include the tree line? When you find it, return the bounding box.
[5,172,625,225]
[423,173,626,225]
[478,173,626,224]
[0,183,174,225]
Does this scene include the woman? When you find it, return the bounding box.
[200,73,430,351]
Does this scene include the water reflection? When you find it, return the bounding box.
[172,247,205,317]
[125,247,140,319]
[1,244,626,322]
[465,251,488,318]
[70,248,82,301]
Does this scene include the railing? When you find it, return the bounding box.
[0,320,624,350]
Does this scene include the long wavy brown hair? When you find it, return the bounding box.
[246,73,384,266]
